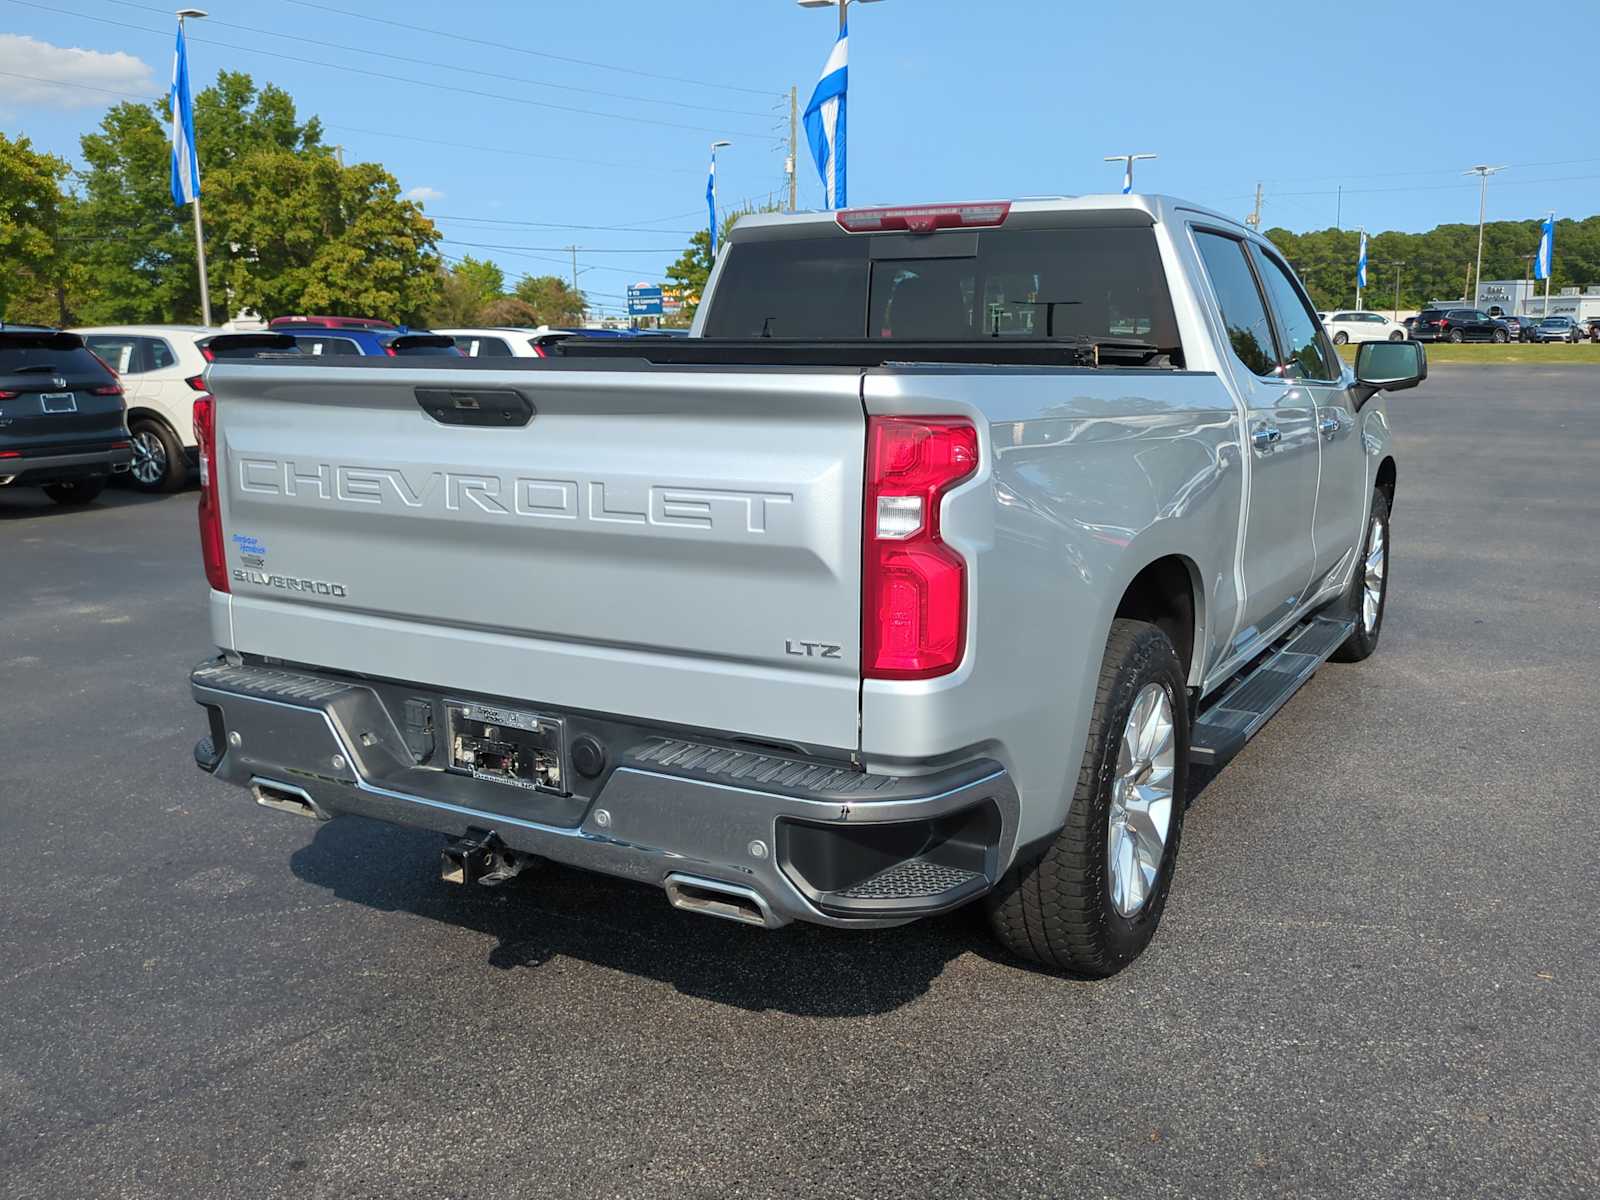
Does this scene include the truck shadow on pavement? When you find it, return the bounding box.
[289,816,981,1017]
[287,770,1222,1015]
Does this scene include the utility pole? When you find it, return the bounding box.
[1464,164,1507,307]
[1104,153,1156,195]
[1335,184,1342,232]
[1382,260,1406,321]
[1246,182,1263,230]
[568,245,581,322]
[787,85,799,212]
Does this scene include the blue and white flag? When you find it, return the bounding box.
[706,153,719,258]
[1356,232,1368,290]
[1534,214,1554,281]
[169,25,200,207]
[803,22,848,209]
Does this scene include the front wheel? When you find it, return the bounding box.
[1492,329,1508,344]
[1333,331,1349,345]
[43,477,107,506]
[1388,330,1403,341]
[1331,488,1390,663]
[987,620,1188,977]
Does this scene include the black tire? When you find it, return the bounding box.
[987,619,1189,977]
[1448,329,1465,343]
[1492,329,1508,344]
[1331,488,1390,663]
[1332,331,1349,345]
[43,476,107,506]
[128,418,186,493]
[1388,330,1403,341]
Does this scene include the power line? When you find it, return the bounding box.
[4,0,779,138]
[432,214,698,235]
[93,0,778,120]
[278,0,777,98]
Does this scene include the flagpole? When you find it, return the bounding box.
[177,9,212,326]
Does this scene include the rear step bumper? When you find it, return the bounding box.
[190,658,1019,929]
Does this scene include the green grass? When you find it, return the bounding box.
[1335,341,1600,365]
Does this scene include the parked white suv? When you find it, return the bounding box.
[1321,310,1407,345]
[431,328,544,358]
[74,325,210,492]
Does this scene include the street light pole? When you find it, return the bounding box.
[798,0,882,36]
[1382,260,1406,322]
[1104,153,1156,195]
[1464,164,1507,309]
[176,8,212,326]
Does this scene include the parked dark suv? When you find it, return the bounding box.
[1410,308,1510,343]
[0,327,133,505]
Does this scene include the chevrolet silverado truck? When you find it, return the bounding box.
[188,196,1423,977]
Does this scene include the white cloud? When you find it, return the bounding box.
[405,186,445,204]
[0,35,158,111]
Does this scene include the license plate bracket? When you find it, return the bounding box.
[445,701,566,794]
[40,393,77,413]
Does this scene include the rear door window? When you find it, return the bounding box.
[1193,230,1278,378]
[1252,247,1340,382]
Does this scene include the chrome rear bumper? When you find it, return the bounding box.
[191,658,1019,929]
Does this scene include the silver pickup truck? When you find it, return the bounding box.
[189,195,1424,977]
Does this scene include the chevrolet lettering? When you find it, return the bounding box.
[189,195,1421,978]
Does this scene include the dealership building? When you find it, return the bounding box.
[1471,279,1600,321]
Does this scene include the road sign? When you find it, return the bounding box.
[627,284,664,316]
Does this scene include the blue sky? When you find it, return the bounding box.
[2,0,1594,316]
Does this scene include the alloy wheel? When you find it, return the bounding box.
[1107,682,1176,918]
[131,430,166,486]
[1362,516,1386,633]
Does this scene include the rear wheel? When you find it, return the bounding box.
[1331,488,1390,663]
[1448,329,1465,343]
[1332,331,1349,345]
[128,418,186,493]
[43,477,106,506]
[1388,330,1403,341]
[987,620,1188,977]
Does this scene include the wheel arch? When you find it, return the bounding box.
[1375,455,1396,509]
[1111,553,1204,689]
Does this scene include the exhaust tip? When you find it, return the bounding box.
[250,778,326,821]
[664,873,777,929]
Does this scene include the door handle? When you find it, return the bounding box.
[1251,423,1282,450]
[1319,414,1342,439]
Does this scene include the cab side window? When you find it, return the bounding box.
[146,338,177,370]
[1194,231,1278,378]
[1253,248,1340,382]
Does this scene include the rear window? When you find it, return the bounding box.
[293,335,361,356]
[703,225,1180,353]
[0,339,114,379]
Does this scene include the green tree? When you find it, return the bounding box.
[478,296,539,326]
[0,131,68,321]
[66,71,439,325]
[428,255,505,325]
[664,203,781,323]
[513,274,585,325]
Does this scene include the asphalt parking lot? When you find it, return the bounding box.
[2,364,1597,1200]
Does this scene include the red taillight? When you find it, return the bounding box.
[200,344,216,362]
[0,450,19,458]
[863,417,979,679]
[838,202,1011,234]
[192,395,229,593]
[0,390,16,400]
[89,383,122,396]
[185,374,207,391]
[383,345,397,356]
[530,344,547,358]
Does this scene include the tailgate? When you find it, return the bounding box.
[207,361,865,750]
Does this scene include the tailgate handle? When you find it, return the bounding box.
[414,387,533,427]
